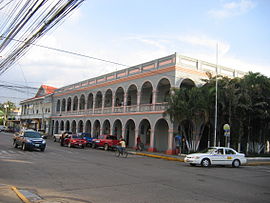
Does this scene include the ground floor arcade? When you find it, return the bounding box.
[51,115,180,154]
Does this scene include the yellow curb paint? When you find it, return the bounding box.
[247,162,270,166]
[11,186,31,203]
[135,152,184,162]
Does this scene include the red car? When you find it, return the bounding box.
[63,134,87,148]
[92,135,120,151]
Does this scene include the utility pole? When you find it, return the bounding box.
[214,43,218,147]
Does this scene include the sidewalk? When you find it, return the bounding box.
[129,149,270,166]
[0,184,23,203]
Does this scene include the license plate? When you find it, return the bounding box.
[35,144,40,147]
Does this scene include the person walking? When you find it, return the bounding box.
[175,134,182,155]
[136,136,142,151]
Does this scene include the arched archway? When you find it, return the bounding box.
[127,84,137,106]
[60,120,64,131]
[141,81,153,104]
[180,78,195,89]
[65,120,70,131]
[87,93,93,109]
[125,119,135,147]
[67,97,72,111]
[104,89,113,107]
[95,91,102,108]
[156,78,171,103]
[102,120,111,134]
[138,119,151,150]
[61,99,66,112]
[154,119,169,152]
[71,120,76,134]
[79,95,86,110]
[73,96,78,111]
[78,120,84,133]
[85,120,91,134]
[56,100,60,112]
[113,119,122,139]
[93,120,101,138]
[55,120,59,134]
[115,87,124,106]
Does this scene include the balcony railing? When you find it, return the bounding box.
[52,103,168,117]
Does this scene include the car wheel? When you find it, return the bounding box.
[68,143,72,148]
[232,159,241,168]
[201,158,211,167]
[13,141,18,148]
[22,143,27,151]
[92,143,96,149]
[104,144,109,151]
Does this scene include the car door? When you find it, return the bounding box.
[211,148,225,165]
[225,148,236,165]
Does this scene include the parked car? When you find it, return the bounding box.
[13,129,46,152]
[92,134,120,151]
[53,131,72,142]
[78,132,93,147]
[184,147,247,168]
[62,134,87,148]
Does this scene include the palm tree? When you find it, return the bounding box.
[164,86,210,152]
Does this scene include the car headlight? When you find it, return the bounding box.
[42,140,46,144]
[193,156,200,159]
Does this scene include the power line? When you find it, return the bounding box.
[0,0,85,75]
[1,36,129,67]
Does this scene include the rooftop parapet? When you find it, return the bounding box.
[54,53,246,94]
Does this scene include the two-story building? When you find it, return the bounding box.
[20,85,56,133]
[48,53,244,154]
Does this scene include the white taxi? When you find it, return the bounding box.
[184,147,247,167]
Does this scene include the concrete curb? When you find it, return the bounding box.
[11,186,31,203]
[246,162,270,166]
[133,152,270,166]
[133,152,184,162]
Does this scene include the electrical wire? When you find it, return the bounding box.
[0,0,85,75]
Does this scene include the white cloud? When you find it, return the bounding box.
[178,35,230,56]
[208,0,256,19]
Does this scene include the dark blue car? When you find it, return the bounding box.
[78,133,93,147]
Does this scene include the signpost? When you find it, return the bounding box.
[223,124,230,147]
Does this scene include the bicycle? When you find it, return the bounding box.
[115,146,128,158]
[136,142,144,151]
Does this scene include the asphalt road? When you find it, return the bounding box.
[0,132,270,203]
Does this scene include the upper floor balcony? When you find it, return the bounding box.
[53,102,168,117]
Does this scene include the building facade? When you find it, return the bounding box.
[20,85,56,133]
[49,53,244,154]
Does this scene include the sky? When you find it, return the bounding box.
[1,0,270,105]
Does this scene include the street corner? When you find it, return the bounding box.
[0,184,22,203]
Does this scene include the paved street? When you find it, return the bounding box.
[0,132,270,203]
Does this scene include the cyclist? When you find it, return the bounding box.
[119,138,126,153]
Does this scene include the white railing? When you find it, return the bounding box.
[52,103,168,117]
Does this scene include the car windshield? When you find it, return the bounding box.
[24,131,41,138]
[71,135,80,139]
[198,148,217,154]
